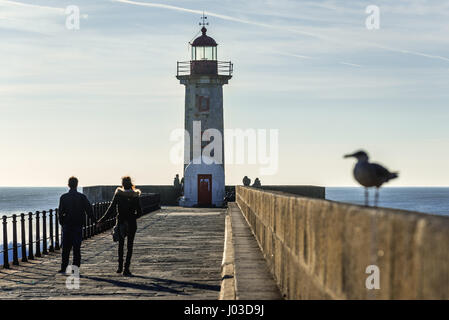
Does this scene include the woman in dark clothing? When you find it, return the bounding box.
[98,176,142,276]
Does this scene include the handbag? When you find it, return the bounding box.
[112,220,129,242]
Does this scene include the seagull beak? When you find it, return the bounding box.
[343,153,354,159]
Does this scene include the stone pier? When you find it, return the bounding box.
[3,186,444,300]
[0,207,225,299]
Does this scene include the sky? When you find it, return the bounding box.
[0,0,448,187]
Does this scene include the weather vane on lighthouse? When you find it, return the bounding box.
[200,11,209,27]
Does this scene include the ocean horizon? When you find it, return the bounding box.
[326,186,449,216]
[0,186,448,217]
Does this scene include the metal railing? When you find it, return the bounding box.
[177,61,191,76]
[176,60,233,77]
[217,61,234,76]
[0,193,161,268]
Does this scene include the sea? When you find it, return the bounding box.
[326,187,449,216]
[0,186,448,217]
[0,187,68,216]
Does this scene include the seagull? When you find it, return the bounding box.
[344,150,398,207]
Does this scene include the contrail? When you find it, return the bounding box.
[0,0,64,12]
[112,0,331,41]
[372,44,449,63]
[274,51,316,60]
[113,0,199,15]
[113,0,449,64]
[340,62,362,68]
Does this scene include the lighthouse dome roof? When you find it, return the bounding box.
[191,27,218,47]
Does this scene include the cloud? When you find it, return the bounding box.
[113,0,449,64]
[339,62,362,68]
[0,0,64,12]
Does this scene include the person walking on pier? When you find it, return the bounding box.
[58,176,96,273]
[97,176,142,276]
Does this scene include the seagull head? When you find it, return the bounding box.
[344,150,369,162]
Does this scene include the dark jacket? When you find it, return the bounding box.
[58,189,95,228]
[99,188,143,223]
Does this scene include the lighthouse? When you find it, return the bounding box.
[176,17,233,207]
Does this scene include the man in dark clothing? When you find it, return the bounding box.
[58,176,96,273]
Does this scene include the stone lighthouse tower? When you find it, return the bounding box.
[176,19,233,207]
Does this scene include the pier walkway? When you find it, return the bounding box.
[0,207,225,300]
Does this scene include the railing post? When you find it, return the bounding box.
[101,203,104,231]
[12,214,19,266]
[2,216,10,268]
[100,203,105,232]
[28,212,34,260]
[85,214,88,239]
[98,203,101,234]
[42,211,48,255]
[110,202,114,229]
[35,211,41,258]
[97,203,102,233]
[106,203,112,229]
[85,211,89,238]
[88,213,92,238]
[89,212,94,238]
[93,204,97,235]
[49,209,54,252]
[82,212,86,240]
[20,213,27,263]
[103,203,107,232]
[91,205,94,236]
[55,209,60,250]
[97,203,101,232]
[81,212,84,240]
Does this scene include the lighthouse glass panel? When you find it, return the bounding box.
[192,46,217,61]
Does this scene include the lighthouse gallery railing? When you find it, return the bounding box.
[177,61,233,77]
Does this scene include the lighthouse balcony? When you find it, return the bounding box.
[176,60,233,77]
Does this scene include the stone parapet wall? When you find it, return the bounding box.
[236,186,449,299]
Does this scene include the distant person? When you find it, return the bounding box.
[252,178,261,188]
[174,174,181,189]
[242,176,251,186]
[58,176,96,274]
[97,176,142,276]
[174,174,182,196]
[180,177,185,195]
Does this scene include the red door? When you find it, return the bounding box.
[198,174,212,206]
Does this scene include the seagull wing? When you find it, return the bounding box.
[371,163,398,184]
